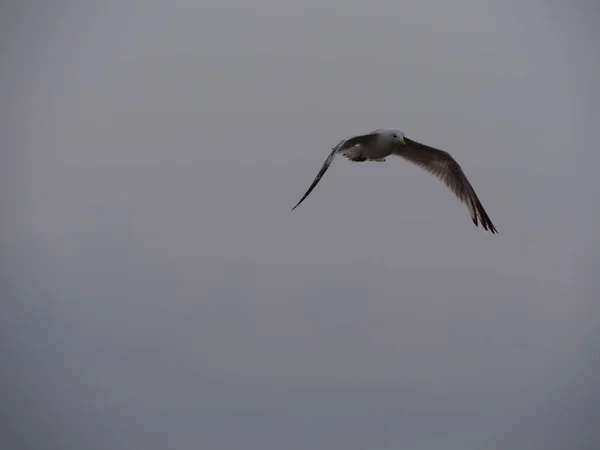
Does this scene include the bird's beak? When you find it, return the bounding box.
[399,137,407,146]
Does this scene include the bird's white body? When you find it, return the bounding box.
[339,129,403,161]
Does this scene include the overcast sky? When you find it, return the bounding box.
[1,1,598,449]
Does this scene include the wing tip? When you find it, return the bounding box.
[472,212,498,234]
[476,219,498,234]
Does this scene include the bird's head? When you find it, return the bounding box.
[382,129,406,145]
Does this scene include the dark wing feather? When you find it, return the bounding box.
[395,137,497,233]
[337,133,379,150]
[291,146,339,211]
[291,133,378,211]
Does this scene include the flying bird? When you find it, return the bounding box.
[291,128,497,233]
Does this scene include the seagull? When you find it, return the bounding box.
[291,128,497,233]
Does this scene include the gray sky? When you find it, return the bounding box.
[1,0,598,449]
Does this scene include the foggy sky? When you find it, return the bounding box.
[1,1,598,449]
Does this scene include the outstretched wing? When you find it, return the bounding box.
[291,133,378,211]
[394,137,497,233]
[291,146,339,211]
